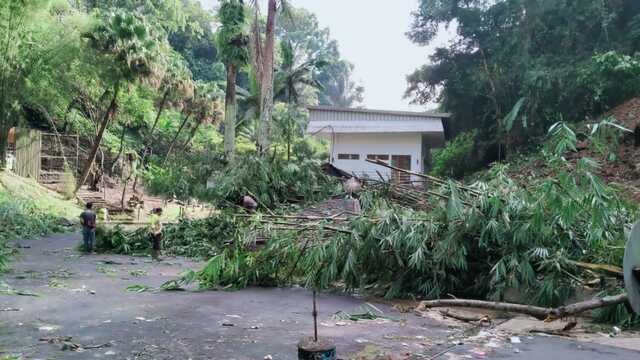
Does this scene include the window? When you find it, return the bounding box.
[338,153,360,160]
[366,154,389,161]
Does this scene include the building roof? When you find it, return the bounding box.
[307,106,447,135]
[307,106,451,119]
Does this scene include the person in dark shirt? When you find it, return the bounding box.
[79,202,97,253]
[149,208,163,260]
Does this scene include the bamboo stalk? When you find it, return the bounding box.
[439,310,489,322]
[366,159,481,195]
[234,214,350,221]
[255,220,351,234]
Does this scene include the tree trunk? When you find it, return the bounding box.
[111,125,127,173]
[0,123,9,169]
[75,85,119,193]
[120,176,129,209]
[256,0,277,156]
[182,120,202,150]
[224,63,238,162]
[150,89,169,137]
[163,112,191,165]
[132,89,169,192]
[417,294,629,321]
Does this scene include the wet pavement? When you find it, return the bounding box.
[1,233,639,359]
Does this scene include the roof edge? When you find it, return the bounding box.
[307,105,451,118]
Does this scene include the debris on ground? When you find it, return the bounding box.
[40,336,73,343]
[0,282,39,297]
[333,303,398,322]
[129,269,148,277]
[125,284,155,293]
[438,309,492,326]
[69,285,96,295]
[417,294,629,321]
[37,325,61,332]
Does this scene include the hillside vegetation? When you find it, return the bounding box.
[0,172,80,271]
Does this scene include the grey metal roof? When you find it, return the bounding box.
[307,106,451,119]
[307,105,445,135]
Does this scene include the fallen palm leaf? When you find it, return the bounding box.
[125,284,155,293]
[0,282,39,297]
[333,303,397,322]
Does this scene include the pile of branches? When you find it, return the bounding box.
[206,155,341,208]
[105,123,640,325]
[95,213,246,258]
[361,159,480,210]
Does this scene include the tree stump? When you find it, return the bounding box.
[297,338,336,360]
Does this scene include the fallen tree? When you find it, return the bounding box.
[418,294,630,321]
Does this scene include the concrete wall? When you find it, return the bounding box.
[330,133,422,181]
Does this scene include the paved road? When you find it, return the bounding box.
[1,233,639,359]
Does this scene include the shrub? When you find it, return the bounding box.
[431,130,477,178]
[143,152,222,200]
[579,51,640,112]
[0,192,67,272]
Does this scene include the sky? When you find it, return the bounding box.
[200,0,454,112]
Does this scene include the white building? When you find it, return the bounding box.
[307,106,450,183]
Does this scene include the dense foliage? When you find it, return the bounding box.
[406,0,640,172]
[0,0,360,200]
[101,123,638,325]
[206,155,340,208]
[95,211,249,259]
[430,130,477,178]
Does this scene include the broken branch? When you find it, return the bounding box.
[418,294,629,321]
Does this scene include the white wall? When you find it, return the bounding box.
[331,133,422,181]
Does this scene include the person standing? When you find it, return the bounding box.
[149,208,163,260]
[79,202,97,253]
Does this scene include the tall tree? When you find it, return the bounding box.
[164,81,222,163]
[217,0,249,162]
[406,0,640,164]
[250,0,279,156]
[275,6,363,107]
[274,40,326,105]
[76,11,166,193]
[0,1,28,168]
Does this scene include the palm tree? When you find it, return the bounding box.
[250,0,286,156]
[148,53,194,140]
[273,103,305,161]
[217,0,249,162]
[163,81,222,163]
[132,53,193,192]
[274,40,326,105]
[76,11,166,193]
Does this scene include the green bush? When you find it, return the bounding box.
[431,130,477,178]
[0,192,67,272]
[144,152,222,200]
[579,51,640,112]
